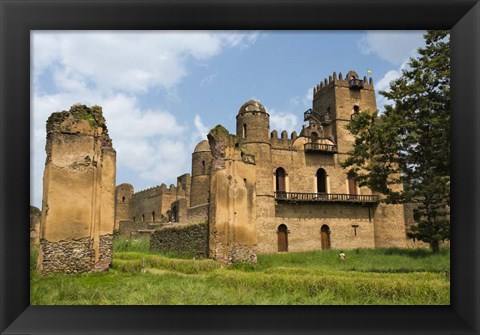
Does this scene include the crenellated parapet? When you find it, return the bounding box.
[312,70,374,98]
[269,129,299,149]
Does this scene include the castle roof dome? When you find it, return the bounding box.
[238,99,267,115]
[193,140,211,153]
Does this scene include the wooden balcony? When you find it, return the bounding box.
[304,142,337,153]
[274,192,379,205]
[349,78,364,89]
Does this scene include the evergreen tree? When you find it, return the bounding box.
[342,30,450,252]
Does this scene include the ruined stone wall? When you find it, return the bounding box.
[187,203,209,224]
[38,104,116,274]
[172,198,188,224]
[30,206,41,247]
[208,125,257,264]
[150,223,209,257]
[177,174,191,208]
[118,220,151,237]
[130,184,178,223]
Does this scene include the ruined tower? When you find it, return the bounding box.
[38,104,116,273]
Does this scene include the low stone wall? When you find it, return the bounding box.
[39,237,95,274]
[187,203,209,224]
[118,220,150,237]
[150,223,208,257]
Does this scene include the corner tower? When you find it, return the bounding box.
[310,70,377,156]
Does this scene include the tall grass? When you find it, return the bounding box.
[112,236,150,253]
[31,247,450,305]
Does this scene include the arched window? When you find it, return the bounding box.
[353,105,360,114]
[348,172,357,197]
[202,160,206,174]
[317,168,327,193]
[133,216,136,222]
[277,224,289,252]
[142,214,145,222]
[243,124,247,138]
[152,211,155,222]
[122,196,125,203]
[320,225,331,250]
[275,167,286,193]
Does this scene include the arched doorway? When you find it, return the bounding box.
[320,225,331,250]
[276,167,286,195]
[277,224,288,252]
[317,168,327,193]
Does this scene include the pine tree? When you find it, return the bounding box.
[342,30,450,252]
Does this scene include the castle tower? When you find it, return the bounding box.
[190,140,212,207]
[311,71,406,248]
[236,100,274,253]
[115,183,134,230]
[312,70,377,155]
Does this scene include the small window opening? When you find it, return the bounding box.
[243,124,247,138]
[122,196,125,203]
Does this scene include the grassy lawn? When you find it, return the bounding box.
[31,239,450,305]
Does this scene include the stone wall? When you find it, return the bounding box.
[118,220,151,237]
[207,125,258,264]
[38,104,116,274]
[39,237,95,274]
[30,206,41,247]
[187,203,209,224]
[130,184,178,223]
[150,223,209,257]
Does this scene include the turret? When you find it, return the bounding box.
[310,70,377,154]
[236,100,270,144]
[190,140,212,207]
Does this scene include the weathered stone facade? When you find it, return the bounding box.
[116,70,410,263]
[150,223,209,258]
[38,104,116,273]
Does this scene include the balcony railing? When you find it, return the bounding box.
[274,192,379,204]
[349,78,364,89]
[304,142,337,153]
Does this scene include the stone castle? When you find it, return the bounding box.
[115,70,409,263]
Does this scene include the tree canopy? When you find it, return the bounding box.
[342,30,450,252]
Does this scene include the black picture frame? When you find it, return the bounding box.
[1,0,479,334]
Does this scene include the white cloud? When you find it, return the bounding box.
[375,60,410,111]
[31,31,260,207]
[268,108,299,134]
[32,31,259,95]
[357,31,424,65]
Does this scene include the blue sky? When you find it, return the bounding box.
[31,30,425,208]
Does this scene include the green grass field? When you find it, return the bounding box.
[30,237,450,305]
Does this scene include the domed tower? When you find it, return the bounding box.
[115,183,134,231]
[236,99,270,144]
[236,100,274,252]
[190,140,212,207]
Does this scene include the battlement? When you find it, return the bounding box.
[132,183,178,199]
[269,129,299,150]
[312,71,374,97]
